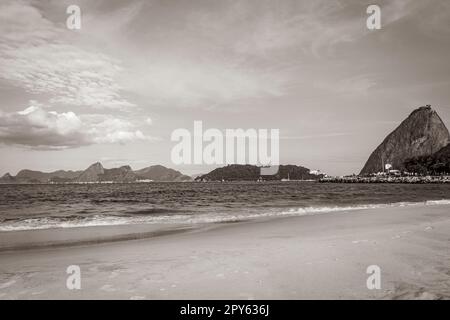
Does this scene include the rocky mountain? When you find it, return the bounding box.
[75,163,138,183]
[0,169,83,183]
[0,162,192,183]
[195,164,324,181]
[16,170,52,183]
[99,165,138,182]
[360,106,450,175]
[0,173,16,183]
[134,165,191,181]
[75,162,105,182]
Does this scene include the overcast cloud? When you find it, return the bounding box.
[0,0,449,175]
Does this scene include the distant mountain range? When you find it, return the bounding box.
[195,164,324,181]
[3,105,448,183]
[0,162,191,184]
[360,105,450,175]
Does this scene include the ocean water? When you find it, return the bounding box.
[1,182,450,231]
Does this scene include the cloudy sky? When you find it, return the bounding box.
[0,0,449,176]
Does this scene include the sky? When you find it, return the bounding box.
[0,0,449,176]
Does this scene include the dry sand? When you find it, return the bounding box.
[0,204,449,300]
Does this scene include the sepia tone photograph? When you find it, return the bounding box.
[0,0,449,304]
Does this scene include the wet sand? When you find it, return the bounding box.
[0,204,449,299]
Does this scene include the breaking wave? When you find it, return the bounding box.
[1,199,449,232]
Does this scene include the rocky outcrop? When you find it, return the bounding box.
[135,165,191,181]
[76,162,105,182]
[0,173,16,183]
[360,106,450,175]
[76,163,137,182]
[196,164,323,181]
[99,165,138,182]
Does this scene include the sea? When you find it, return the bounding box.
[1,181,450,232]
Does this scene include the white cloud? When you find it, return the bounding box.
[0,0,134,110]
[0,105,153,149]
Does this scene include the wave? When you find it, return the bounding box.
[122,208,190,215]
[425,199,450,205]
[1,199,449,232]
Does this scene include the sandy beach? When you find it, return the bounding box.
[0,203,449,300]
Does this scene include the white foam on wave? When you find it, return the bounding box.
[425,199,450,206]
[1,199,449,232]
[0,214,188,232]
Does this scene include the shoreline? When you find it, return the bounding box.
[0,203,449,299]
[1,198,449,249]
[0,224,199,253]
